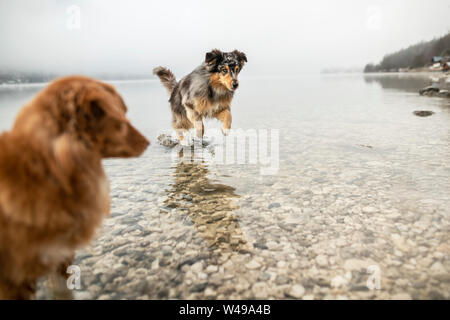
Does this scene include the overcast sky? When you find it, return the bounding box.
[1,0,449,76]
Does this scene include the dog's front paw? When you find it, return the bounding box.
[222,128,230,136]
[180,138,191,147]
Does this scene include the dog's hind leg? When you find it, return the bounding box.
[173,124,191,146]
[172,116,189,145]
[186,108,204,139]
[176,129,190,146]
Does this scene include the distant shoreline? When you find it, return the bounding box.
[0,78,160,88]
[364,70,449,76]
[0,75,300,87]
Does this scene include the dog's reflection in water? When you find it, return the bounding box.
[165,148,249,255]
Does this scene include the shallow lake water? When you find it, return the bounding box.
[0,73,449,299]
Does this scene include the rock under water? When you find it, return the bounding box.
[157,133,212,148]
[157,134,179,148]
[413,110,435,117]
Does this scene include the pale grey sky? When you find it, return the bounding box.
[1,0,449,76]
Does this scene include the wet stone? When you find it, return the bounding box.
[268,203,281,209]
[413,110,434,117]
[287,285,305,299]
[190,282,208,293]
[245,260,261,270]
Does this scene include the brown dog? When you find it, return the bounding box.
[0,76,149,299]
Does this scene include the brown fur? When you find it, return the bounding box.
[0,76,149,299]
[209,67,235,92]
[186,95,232,139]
[214,108,232,130]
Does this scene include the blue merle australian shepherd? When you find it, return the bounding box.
[153,49,247,144]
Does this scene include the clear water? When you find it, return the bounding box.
[0,74,449,299]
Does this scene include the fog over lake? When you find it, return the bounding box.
[1,0,450,77]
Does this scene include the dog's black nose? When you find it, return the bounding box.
[232,81,239,89]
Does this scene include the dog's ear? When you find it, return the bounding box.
[89,99,106,120]
[80,86,112,123]
[205,49,223,69]
[233,50,247,66]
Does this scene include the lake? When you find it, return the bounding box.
[0,73,449,299]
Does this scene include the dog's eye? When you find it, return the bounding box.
[221,69,228,74]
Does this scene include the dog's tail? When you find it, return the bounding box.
[153,66,177,95]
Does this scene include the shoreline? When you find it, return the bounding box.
[0,78,160,89]
[364,70,449,76]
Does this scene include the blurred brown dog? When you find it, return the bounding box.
[0,76,149,299]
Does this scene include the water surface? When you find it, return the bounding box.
[0,74,449,299]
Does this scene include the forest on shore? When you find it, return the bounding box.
[364,32,450,73]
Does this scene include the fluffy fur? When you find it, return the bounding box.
[153,49,247,142]
[0,76,149,299]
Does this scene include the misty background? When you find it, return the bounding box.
[1,0,449,79]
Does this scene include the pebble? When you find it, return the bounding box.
[344,259,370,271]
[430,262,446,276]
[191,262,203,273]
[287,285,305,299]
[204,288,216,298]
[252,282,268,299]
[190,283,207,293]
[331,275,348,288]
[258,272,271,281]
[362,206,378,214]
[391,234,408,251]
[268,203,281,209]
[315,255,328,267]
[391,293,412,300]
[74,291,92,300]
[206,265,218,274]
[275,275,290,285]
[245,260,261,270]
